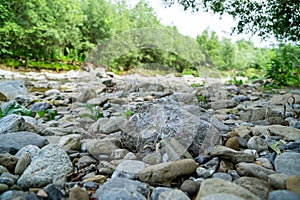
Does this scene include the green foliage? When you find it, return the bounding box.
[37,109,57,121]
[0,101,57,121]
[227,77,243,86]
[269,141,281,154]
[79,104,103,120]
[163,0,300,42]
[123,110,134,118]
[0,101,32,117]
[196,94,207,103]
[265,44,300,86]
[0,0,164,67]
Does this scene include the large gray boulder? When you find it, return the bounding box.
[0,80,28,100]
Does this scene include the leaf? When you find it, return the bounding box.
[269,141,281,154]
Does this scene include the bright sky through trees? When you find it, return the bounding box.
[128,0,277,47]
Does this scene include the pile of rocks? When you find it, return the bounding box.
[0,68,299,200]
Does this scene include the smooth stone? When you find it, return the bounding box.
[158,189,190,200]
[209,100,238,110]
[235,162,276,180]
[76,156,97,168]
[196,167,213,179]
[201,193,245,200]
[15,145,40,159]
[25,193,40,200]
[89,117,123,134]
[59,134,81,150]
[14,152,31,175]
[196,178,259,200]
[82,175,107,184]
[0,183,9,193]
[275,152,300,175]
[30,102,53,112]
[84,138,121,161]
[234,126,251,138]
[151,187,173,200]
[251,125,300,141]
[225,137,239,151]
[69,186,89,200]
[112,160,147,179]
[255,157,273,169]
[268,190,300,200]
[0,190,27,200]
[0,166,8,174]
[0,176,14,187]
[0,153,18,173]
[17,144,73,188]
[44,184,63,200]
[210,145,255,163]
[247,136,268,153]
[0,114,25,135]
[124,152,137,160]
[234,177,271,200]
[139,159,197,186]
[269,173,290,189]
[92,177,148,200]
[180,179,200,198]
[0,131,48,153]
[212,172,233,182]
[142,153,162,165]
[285,175,300,195]
[0,80,28,100]
[75,88,97,103]
[111,149,129,160]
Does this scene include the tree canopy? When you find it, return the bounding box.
[162,0,300,42]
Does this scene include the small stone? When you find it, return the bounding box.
[0,153,18,173]
[0,190,27,200]
[76,156,97,168]
[201,193,244,200]
[92,177,148,200]
[37,189,48,198]
[275,152,300,175]
[247,136,268,152]
[112,160,147,179]
[268,190,300,200]
[44,184,63,200]
[196,167,212,179]
[218,160,234,173]
[0,166,8,174]
[269,173,290,189]
[142,153,162,165]
[25,192,40,200]
[255,157,273,169]
[15,145,40,159]
[0,183,9,193]
[69,186,89,200]
[124,152,137,160]
[285,175,300,195]
[139,159,197,186]
[235,162,276,180]
[233,177,271,200]
[59,134,81,150]
[15,152,31,175]
[196,178,259,200]
[158,189,190,200]
[212,172,233,182]
[210,145,255,163]
[180,179,200,198]
[225,137,239,151]
[111,149,129,159]
[82,175,107,184]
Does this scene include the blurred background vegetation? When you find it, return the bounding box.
[0,0,299,87]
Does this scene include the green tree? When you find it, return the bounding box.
[162,0,300,42]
